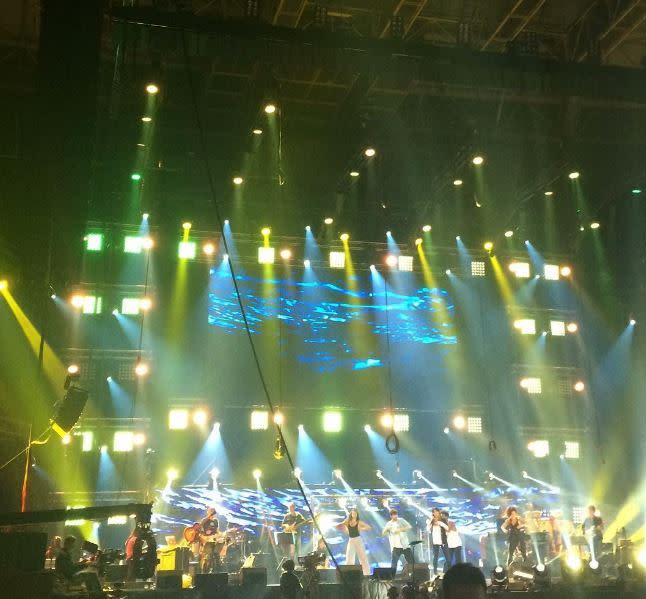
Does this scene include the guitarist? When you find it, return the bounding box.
[280,503,306,559]
[581,505,604,561]
[200,507,223,573]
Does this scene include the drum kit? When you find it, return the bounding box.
[183,524,248,571]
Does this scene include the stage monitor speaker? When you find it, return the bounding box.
[241,567,267,586]
[194,572,229,590]
[156,570,182,590]
[158,546,191,572]
[401,563,430,582]
[0,532,47,572]
[336,565,363,585]
[372,567,393,580]
[51,386,88,437]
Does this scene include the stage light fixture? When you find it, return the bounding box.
[169,409,189,430]
[183,222,192,231]
[232,176,244,185]
[252,128,263,135]
[520,377,542,394]
[415,238,422,246]
[550,320,566,336]
[141,116,152,123]
[111,309,118,316]
[422,224,432,233]
[509,261,530,278]
[135,362,149,377]
[504,230,514,238]
[340,233,350,242]
[393,413,409,432]
[84,233,103,252]
[528,440,549,458]
[0,279,7,291]
[145,83,159,94]
[133,432,146,446]
[167,468,179,482]
[363,424,371,433]
[483,241,493,251]
[273,411,284,425]
[192,409,208,427]
[491,565,508,586]
[203,242,216,256]
[279,248,292,260]
[445,269,451,275]
[375,469,382,479]
[630,318,637,326]
[67,364,80,375]
[323,411,342,433]
[258,246,275,264]
[350,171,359,177]
[544,264,560,280]
[453,179,463,186]
[303,259,311,268]
[568,171,580,180]
[210,468,220,480]
[364,147,376,157]
[521,471,528,478]
[471,261,485,277]
[223,254,229,262]
[264,103,276,114]
[250,410,269,430]
[564,441,580,459]
[142,237,154,250]
[560,266,572,277]
[121,298,141,315]
[514,319,536,335]
[324,217,334,225]
[297,424,304,432]
[369,264,376,271]
[574,381,585,392]
[252,468,263,481]
[452,415,466,430]
[381,412,393,428]
[590,221,600,229]
[124,235,144,254]
[80,431,93,452]
[398,255,413,271]
[443,427,450,434]
[329,251,345,269]
[62,434,71,445]
[139,297,152,311]
[467,417,482,433]
[566,322,578,333]
[100,445,108,454]
[113,431,134,452]
[544,191,553,197]
[178,241,197,260]
[130,173,142,181]
[385,254,397,268]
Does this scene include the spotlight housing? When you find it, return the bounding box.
[253,468,262,479]
[324,217,334,225]
[422,225,432,233]
[472,155,484,166]
[453,179,463,186]
[364,147,376,157]
[568,171,580,180]
[145,83,159,94]
[264,103,277,114]
[233,176,244,185]
[340,233,350,242]
[504,230,514,238]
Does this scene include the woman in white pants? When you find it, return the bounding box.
[338,509,372,575]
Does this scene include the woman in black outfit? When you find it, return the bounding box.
[501,506,527,565]
[338,508,371,575]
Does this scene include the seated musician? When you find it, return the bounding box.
[55,536,87,583]
[281,503,306,559]
[200,507,222,573]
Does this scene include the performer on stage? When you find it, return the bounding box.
[446,519,463,568]
[338,508,371,575]
[582,505,604,560]
[382,508,413,575]
[199,507,223,573]
[125,526,143,581]
[501,507,527,565]
[280,503,306,559]
[427,508,450,575]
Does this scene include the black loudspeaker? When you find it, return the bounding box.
[336,565,363,585]
[156,570,183,590]
[104,563,127,582]
[195,572,229,591]
[372,567,393,580]
[241,567,267,586]
[51,386,88,436]
[0,532,47,572]
[401,563,430,582]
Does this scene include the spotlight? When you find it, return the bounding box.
[560,266,572,277]
[385,254,398,267]
[589,559,599,571]
[303,259,311,268]
[261,227,271,236]
[135,362,149,377]
[203,242,216,256]
[233,176,244,185]
[298,424,304,432]
[62,434,71,445]
[273,411,284,425]
[456,235,461,241]
[340,233,349,242]
[223,254,229,262]
[544,191,554,196]
[380,412,394,428]
[293,467,302,479]
[253,468,262,479]
[369,264,376,271]
[504,230,514,238]
[364,424,372,433]
[483,241,493,251]
[106,376,112,382]
[491,565,508,586]
[375,469,382,479]
[453,179,463,186]
[443,427,450,434]
[573,381,585,392]
[264,103,277,114]
[566,553,582,571]
[167,468,179,482]
[386,230,392,237]
[192,409,208,426]
[145,83,159,94]
[100,445,108,454]
[133,432,146,446]
[590,222,600,229]
[130,173,142,181]
[472,155,484,166]
[0,280,8,291]
[333,469,342,479]
[350,171,359,177]
[445,269,451,275]
[279,249,292,260]
[210,468,220,479]
[112,309,118,316]
[630,318,637,326]
[67,364,80,375]
[305,225,311,231]
[568,171,580,180]
[212,422,220,433]
[566,322,578,333]
[364,147,376,157]
[141,116,152,123]
[452,415,466,430]
[182,222,192,231]
[142,237,154,250]
[415,238,422,246]
[324,217,334,225]
[413,470,422,479]
[252,128,263,135]
[140,298,152,311]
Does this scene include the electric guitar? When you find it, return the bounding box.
[282,518,313,534]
